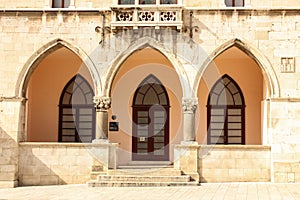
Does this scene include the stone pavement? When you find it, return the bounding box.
[0,183,300,200]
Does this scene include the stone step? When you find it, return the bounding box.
[88,181,200,187]
[108,168,182,176]
[97,175,191,182]
[118,165,172,169]
[127,161,173,166]
[90,172,107,180]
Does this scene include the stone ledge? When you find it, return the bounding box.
[199,145,271,150]
[0,8,111,13]
[19,142,118,148]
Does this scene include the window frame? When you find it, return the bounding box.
[52,0,70,8]
[225,0,245,7]
[207,74,246,145]
[58,75,95,143]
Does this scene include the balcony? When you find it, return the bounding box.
[110,5,183,30]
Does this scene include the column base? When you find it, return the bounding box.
[174,143,200,182]
[92,139,109,144]
[0,180,18,188]
[180,141,199,145]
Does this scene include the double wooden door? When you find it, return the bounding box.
[132,105,169,161]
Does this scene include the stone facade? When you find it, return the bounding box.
[0,0,300,187]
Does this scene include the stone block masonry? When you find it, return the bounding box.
[199,145,271,182]
[19,143,117,186]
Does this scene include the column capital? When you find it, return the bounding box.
[94,96,111,112]
[182,98,198,112]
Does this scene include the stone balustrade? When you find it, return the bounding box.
[110,5,183,29]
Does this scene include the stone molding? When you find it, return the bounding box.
[182,98,198,112]
[94,96,111,112]
[0,96,26,102]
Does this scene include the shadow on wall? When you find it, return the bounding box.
[0,127,18,187]
[18,143,96,186]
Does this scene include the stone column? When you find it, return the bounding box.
[93,96,111,142]
[173,98,200,182]
[182,98,198,143]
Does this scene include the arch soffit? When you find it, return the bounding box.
[103,37,190,97]
[194,38,280,98]
[16,38,100,97]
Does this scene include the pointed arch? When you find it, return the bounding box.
[207,74,245,145]
[58,74,95,143]
[16,38,100,97]
[59,74,94,105]
[208,74,245,106]
[133,74,170,106]
[194,38,280,98]
[102,36,190,97]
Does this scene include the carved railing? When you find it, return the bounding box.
[111,6,183,29]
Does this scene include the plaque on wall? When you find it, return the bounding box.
[109,122,119,131]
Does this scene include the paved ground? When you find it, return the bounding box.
[0,183,300,200]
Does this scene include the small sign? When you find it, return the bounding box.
[139,137,146,142]
[109,122,119,131]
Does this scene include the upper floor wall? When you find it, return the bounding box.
[1,0,300,9]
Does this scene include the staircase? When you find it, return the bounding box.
[88,162,200,187]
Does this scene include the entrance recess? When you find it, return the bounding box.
[132,75,170,161]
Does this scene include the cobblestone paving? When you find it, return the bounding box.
[0,183,300,200]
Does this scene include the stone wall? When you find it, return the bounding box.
[19,142,117,186]
[0,100,22,187]
[273,162,300,183]
[270,100,300,183]
[199,145,271,182]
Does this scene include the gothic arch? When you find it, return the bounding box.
[193,38,280,98]
[59,74,95,143]
[16,38,100,97]
[207,74,246,145]
[102,36,190,97]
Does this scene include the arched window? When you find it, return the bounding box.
[207,74,245,145]
[52,0,70,8]
[132,74,170,161]
[59,75,95,143]
[225,0,244,7]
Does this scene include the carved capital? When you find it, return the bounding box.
[94,96,111,112]
[182,98,198,112]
